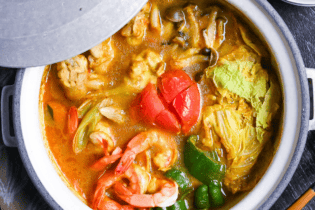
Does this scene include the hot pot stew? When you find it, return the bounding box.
[39,0,283,209]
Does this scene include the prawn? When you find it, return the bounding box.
[92,164,149,210]
[90,122,123,171]
[91,147,123,171]
[115,130,178,175]
[113,176,178,208]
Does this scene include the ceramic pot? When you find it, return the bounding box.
[1,0,313,209]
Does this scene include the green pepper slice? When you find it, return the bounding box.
[165,169,192,193]
[208,182,225,207]
[167,200,189,210]
[195,185,211,209]
[184,135,225,185]
[153,200,188,210]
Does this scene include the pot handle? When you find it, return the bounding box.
[1,84,17,147]
[307,68,315,130]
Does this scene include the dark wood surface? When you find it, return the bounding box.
[0,1,315,209]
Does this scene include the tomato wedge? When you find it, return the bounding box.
[155,109,181,133]
[138,83,165,124]
[172,84,200,134]
[158,70,194,104]
[130,70,200,134]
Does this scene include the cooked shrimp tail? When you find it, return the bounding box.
[91,153,122,171]
[114,179,178,208]
[116,150,137,175]
[92,171,120,209]
[92,167,140,210]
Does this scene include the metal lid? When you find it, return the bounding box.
[282,0,315,6]
[0,0,147,68]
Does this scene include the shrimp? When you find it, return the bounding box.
[93,164,149,210]
[113,176,178,208]
[91,147,123,171]
[90,121,116,155]
[115,130,178,175]
[90,121,123,171]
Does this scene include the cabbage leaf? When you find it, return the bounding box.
[202,104,270,193]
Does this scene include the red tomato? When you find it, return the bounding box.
[129,92,142,123]
[155,109,180,133]
[172,84,201,134]
[130,70,201,134]
[158,70,194,104]
[138,83,165,124]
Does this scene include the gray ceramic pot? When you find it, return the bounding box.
[0,0,313,209]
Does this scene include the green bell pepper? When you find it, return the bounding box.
[165,169,192,193]
[184,135,225,185]
[154,200,189,210]
[167,200,189,210]
[194,185,211,209]
[208,182,225,207]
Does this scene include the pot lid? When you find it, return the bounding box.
[0,0,148,68]
[282,0,315,6]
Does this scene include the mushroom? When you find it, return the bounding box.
[194,47,219,82]
[209,47,219,68]
[165,7,185,22]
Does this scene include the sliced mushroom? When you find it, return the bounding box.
[194,71,204,83]
[203,8,218,49]
[150,4,162,34]
[172,36,187,48]
[209,47,219,68]
[172,48,209,68]
[184,5,201,48]
[213,17,227,50]
[201,47,211,56]
[165,7,185,22]
[194,47,218,82]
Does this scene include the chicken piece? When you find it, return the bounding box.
[57,55,88,100]
[86,73,109,90]
[88,38,115,74]
[121,3,151,46]
[94,49,165,97]
[90,121,115,153]
[98,98,126,124]
[126,49,165,91]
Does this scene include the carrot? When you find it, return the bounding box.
[68,106,78,134]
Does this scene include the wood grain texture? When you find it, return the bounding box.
[288,188,315,210]
[1,1,315,210]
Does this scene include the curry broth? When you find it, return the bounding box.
[40,0,283,209]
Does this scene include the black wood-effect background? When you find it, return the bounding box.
[0,0,315,209]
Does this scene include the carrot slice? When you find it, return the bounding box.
[68,106,78,134]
